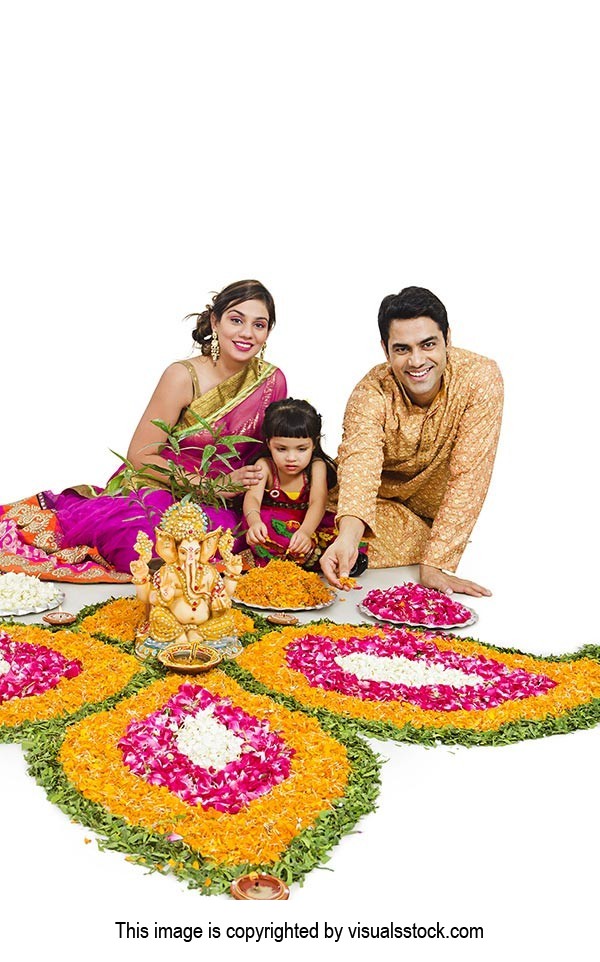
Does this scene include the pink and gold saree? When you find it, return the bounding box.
[0,360,286,583]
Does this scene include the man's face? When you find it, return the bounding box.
[383,316,448,407]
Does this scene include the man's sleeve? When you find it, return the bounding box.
[335,379,386,536]
[420,361,504,571]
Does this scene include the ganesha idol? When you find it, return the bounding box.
[130,502,243,660]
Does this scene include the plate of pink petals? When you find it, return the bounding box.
[358,582,478,629]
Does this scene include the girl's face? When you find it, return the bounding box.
[211,298,270,367]
[267,437,315,478]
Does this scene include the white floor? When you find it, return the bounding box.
[2,563,598,962]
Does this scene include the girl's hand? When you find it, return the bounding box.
[288,529,312,557]
[246,519,268,545]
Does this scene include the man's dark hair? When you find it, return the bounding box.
[378,286,449,344]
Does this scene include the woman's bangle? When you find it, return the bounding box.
[244,509,261,520]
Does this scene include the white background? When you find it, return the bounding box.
[1,2,598,961]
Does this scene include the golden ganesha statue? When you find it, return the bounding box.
[130,502,243,660]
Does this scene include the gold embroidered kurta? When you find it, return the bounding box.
[334,347,503,571]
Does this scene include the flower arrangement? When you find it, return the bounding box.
[0,572,63,612]
[50,671,379,891]
[362,581,473,626]
[0,624,142,738]
[285,629,556,711]
[5,595,600,898]
[236,623,600,745]
[79,597,148,643]
[0,630,82,703]
[79,597,255,647]
[119,684,295,813]
[235,559,333,609]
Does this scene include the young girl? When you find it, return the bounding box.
[243,399,338,568]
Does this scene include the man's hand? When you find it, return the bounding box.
[320,537,359,589]
[419,564,491,597]
[320,517,364,588]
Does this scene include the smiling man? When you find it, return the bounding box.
[320,286,503,597]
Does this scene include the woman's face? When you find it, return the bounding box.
[212,298,270,366]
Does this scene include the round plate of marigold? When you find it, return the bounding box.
[233,559,336,611]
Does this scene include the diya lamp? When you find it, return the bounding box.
[43,605,76,626]
[266,612,300,626]
[230,873,290,900]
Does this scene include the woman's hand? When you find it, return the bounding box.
[288,528,312,557]
[228,464,265,492]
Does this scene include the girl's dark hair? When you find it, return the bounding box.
[186,279,276,355]
[262,398,337,488]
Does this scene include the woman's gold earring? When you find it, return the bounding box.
[210,330,220,364]
[258,343,266,373]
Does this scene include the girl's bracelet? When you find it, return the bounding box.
[244,509,261,520]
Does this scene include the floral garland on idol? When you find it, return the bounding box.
[235,623,600,747]
[25,669,380,894]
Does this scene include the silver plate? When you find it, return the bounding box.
[233,595,336,613]
[357,601,478,630]
[0,591,65,618]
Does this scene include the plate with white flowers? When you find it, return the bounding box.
[0,572,65,617]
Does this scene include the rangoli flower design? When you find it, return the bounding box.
[0,630,82,702]
[118,684,294,813]
[285,629,556,711]
[54,671,375,889]
[0,624,141,737]
[237,623,600,744]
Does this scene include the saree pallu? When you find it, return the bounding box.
[0,361,287,583]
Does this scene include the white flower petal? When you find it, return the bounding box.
[335,652,484,689]
[175,706,244,770]
[0,572,63,611]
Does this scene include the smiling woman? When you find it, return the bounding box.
[0,280,287,583]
